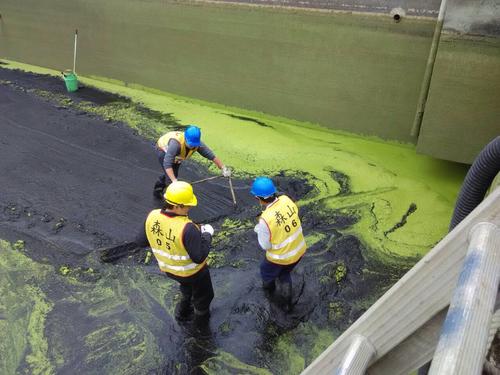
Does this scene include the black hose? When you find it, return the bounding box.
[449,136,500,230]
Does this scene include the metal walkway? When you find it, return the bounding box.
[302,187,500,375]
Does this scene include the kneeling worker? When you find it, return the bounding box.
[153,125,231,199]
[136,181,215,322]
[251,177,307,309]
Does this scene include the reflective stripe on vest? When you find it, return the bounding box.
[267,239,306,260]
[157,131,197,163]
[151,248,190,261]
[271,226,303,250]
[156,259,200,272]
[145,209,206,277]
[260,195,307,265]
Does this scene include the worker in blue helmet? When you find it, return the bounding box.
[251,177,307,310]
[153,125,231,199]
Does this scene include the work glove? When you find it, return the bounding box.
[200,224,215,236]
[222,166,232,178]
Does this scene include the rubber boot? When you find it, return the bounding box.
[194,308,210,321]
[262,280,276,293]
[175,297,193,321]
[153,179,165,200]
[281,281,293,312]
[193,308,210,328]
[192,308,211,337]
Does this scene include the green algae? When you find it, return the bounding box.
[221,218,246,230]
[0,239,54,375]
[218,321,232,336]
[49,266,175,374]
[206,251,226,268]
[334,263,347,283]
[24,289,54,375]
[13,240,25,251]
[269,322,336,374]
[58,265,70,276]
[318,261,348,285]
[304,232,326,248]
[274,340,305,374]
[199,351,272,375]
[328,301,345,322]
[83,323,156,374]
[0,236,182,374]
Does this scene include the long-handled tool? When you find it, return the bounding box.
[191,175,237,206]
[73,29,78,74]
[228,176,237,206]
[190,175,223,185]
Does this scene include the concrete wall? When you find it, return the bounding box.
[214,0,440,16]
[0,0,435,143]
[443,0,500,36]
[1,0,496,163]
[417,0,500,163]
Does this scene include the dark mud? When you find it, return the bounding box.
[384,202,417,236]
[0,68,408,374]
[222,113,273,128]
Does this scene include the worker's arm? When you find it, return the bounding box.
[197,142,216,161]
[212,157,224,169]
[254,219,272,250]
[163,139,181,182]
[183,223,212,264]
[198,143,231,176]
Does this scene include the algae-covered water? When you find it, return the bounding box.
[0,60,467,374]
[0,0,436,142]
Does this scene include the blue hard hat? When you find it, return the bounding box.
[251,177,277,198]
[184,125,201,148]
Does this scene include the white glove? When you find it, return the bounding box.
[222,166,232,178]
[200,224,215,236]
[254,224,260,233]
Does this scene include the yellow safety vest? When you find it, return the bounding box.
[260,195,307,265]
[157,131,198,164]
[145,209,206,277]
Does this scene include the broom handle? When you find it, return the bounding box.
[228,176,237,206]
[73,29,78,73]
[191,175,223,185]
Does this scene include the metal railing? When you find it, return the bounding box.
[302,188,500,375]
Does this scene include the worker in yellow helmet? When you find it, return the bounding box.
[251,177,307,310]
[135,181,215,322]
[153,125,231,199]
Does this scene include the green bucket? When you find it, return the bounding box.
[62,70,78,92]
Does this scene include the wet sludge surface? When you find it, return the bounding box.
[0,67,410,374]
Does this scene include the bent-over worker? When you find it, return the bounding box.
[153,125,231,199]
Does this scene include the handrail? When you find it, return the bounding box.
[429,222,500,374]
[302,188,500,374]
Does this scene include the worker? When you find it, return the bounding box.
[153,125,231,199]
[135,181,215,323]
[251,177,307,310]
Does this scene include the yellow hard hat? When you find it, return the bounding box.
[164,181,198,206]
